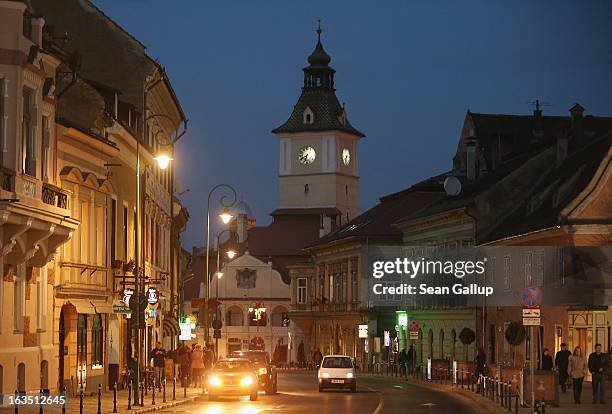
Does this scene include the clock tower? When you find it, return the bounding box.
[272,24,365,227]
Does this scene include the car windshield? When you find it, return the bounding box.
[322,357,353,368]
[214,360,252,371]
[233,352,269,365]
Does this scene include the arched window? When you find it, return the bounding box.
[40,360,49,391]
[303,107,314,124]
[428,329,434,360]
[271,306,288,327]
[17,363,25,393]
[439,329,445,359]
[304,184,309,194]
[226,306,244,326]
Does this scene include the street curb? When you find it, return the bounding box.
[126,394,200,414]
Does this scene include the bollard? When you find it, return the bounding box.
[140,382,144,406]
[127,380,132,411]
[97,384,102,414]
[39,388,43,414]
[506,382,511,412]
[14,390,18,414]
[62,386,67,414]
[79,386,84,414]
[183,382,187,398]
[113,382,117,413]
[460,370,464,389]
[163,378,166,403]
[152,377,156,405]
[172,377,176,401]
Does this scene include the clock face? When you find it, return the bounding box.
[298,146,316,165]
[342,148,351,166]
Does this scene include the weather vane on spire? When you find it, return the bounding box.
[316,19,322,41]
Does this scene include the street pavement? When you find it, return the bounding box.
[154,371,479,414]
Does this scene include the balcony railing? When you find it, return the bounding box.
[42,183,68,209]
[291,301,361,313]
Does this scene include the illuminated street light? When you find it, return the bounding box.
[216,271,223,279]
[226,250,237,259]
[154,153,173,170]
[219,207,233,224]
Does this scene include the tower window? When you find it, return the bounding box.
[303,107,314,124]
[304,184,309,194]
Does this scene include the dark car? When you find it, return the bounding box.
[230,350,278,394]
[207,358,259,401]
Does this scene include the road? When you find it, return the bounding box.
[156,372,479,414]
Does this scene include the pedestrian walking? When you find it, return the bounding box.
[555,343,571,393]
[398,348,407,378]
[407,345,415,376]
[541,348,553,371]
[190,344,205,388]
[150,341,166,391]
[568,346,588,404]
[313,348,323,367]
[475,348,486,392]
[588,343,607,404]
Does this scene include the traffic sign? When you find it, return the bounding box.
[409,319,420,332]
[523,308,541,326]
[212,319,222,330]
[519,286,543,308]
[213,329,222,339]
[409,331,419,340]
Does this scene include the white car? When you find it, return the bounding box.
[318,355,356,392]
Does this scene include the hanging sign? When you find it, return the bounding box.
[147,287,159,305]
[358,324,368,338]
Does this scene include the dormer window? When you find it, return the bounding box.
[303,107,314,124]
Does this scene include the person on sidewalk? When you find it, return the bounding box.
[398,348,407,378]
[475,348,486,393]
[190,344,205,388]
[555,343,571,393]
[407,345,415,376]
[541,348,553,371]
[313,348,323,368]
[151,341,166,391]
[568,346,588,404]
[588,343,607,404]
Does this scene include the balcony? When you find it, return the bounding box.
[42,183,68,209]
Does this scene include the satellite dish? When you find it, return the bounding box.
[444,176,462,196]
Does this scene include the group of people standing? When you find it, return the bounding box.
[176,342,216,387]
[397,346,416,378]
[555,343,607,405]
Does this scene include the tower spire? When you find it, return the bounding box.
[316,19,322,42]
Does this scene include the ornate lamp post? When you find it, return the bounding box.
[203,185,237,344]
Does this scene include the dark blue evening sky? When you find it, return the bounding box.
[94,0,612,249]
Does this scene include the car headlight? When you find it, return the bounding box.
[241,376,254,386]
[346,372,354,378]
[319,372,330,378]
[208,375,221,386]
[258,367,268,375]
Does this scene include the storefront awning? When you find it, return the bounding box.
[93,303,114,314]
[163,317,180,337]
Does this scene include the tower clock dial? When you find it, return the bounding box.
[342,148,351,166]
[298,146,316,165]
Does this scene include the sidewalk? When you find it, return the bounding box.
[364,372,611,414]
[1,385,203,414]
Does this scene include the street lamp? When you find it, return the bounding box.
[154,152,173,170]
[226,250,237,260]
[213,228,238,356]
[203,185,237,345]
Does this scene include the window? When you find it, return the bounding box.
[22,88,35,176]
[226,306,244,326]
[80,201,89,263]
[524,252,532,285]
[92,314,104,367]
[96,205,105,266]
[557,248,565,286]
[304,184,309,194]
[534,251,544,286]
[503,255,512,290]
[271,306,288,327]
[22,11,32,39]
[303,107,314,124]
[110,199,117,263]
[236,268,257,289]
[77,314,87,388]
[297,278,307,304]
[123,206,128,260]
[329,274,334,302]
[14,273,25,331]
[36,266,48,330]
[0,78,6,165]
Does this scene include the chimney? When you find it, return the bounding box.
[570,103,584,143]
[531,99,544,143]
[466,133,477,180]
